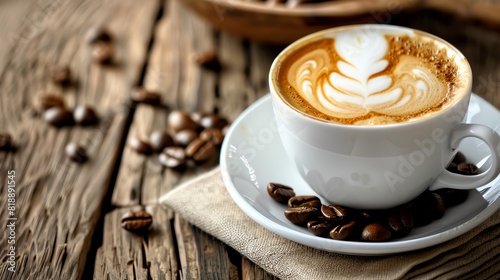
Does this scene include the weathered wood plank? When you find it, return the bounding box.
[0,0,35,72]
[111,0,219,208]
[241,257,279,280]
[0,0,161,278]
[93,205,178,280]
[174,214,201,279]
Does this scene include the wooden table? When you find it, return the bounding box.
[0,0,499,279]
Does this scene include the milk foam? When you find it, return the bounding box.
[286,29,452,124]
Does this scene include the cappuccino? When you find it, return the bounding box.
[274,25,470,125]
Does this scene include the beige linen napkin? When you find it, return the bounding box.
[160,167,500,280]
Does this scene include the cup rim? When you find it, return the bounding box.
[269,24,473,129]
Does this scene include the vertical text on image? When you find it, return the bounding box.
[6,170,17,273]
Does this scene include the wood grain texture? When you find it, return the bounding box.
[1,0,500,279]
[0,0,160,278]
[93,205,178,280]
[106,0,279,278]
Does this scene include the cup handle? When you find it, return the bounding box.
[429,123,500,191]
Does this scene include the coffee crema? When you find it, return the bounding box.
[276,28,469,125]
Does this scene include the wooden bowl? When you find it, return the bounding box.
[179,0,500,45]
[178,0,418,44]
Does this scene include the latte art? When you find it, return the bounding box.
[278,28,466,125]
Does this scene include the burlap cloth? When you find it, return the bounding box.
[160,167,500,279]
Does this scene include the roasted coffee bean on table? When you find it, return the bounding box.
[39,93,65,111]
[129,137,152,155]
[92,41,113,64]
[51,66,71,86]
[267,182,295,204]
[44,107,74,127]
[199,128,224,147]
[73,105,99,126]
[65,143,88,163]
[174,129,198,147]
[130,87,162,106]
[86,27,112,44]
[168,110,199,132]
[149,130,174,153]
[185,138,216,164]
[195,52,221,72]
[121,210,153,234]
[0,132,13,151]
[159,146,187,171]
[288,195,321,209]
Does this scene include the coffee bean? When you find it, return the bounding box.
[73,105,99,126]
[430,192,446,220]
[195,52,221,72]
[65,143,88,163]
[447,152,467,173]
[199,114,229,130]
[408,191,442,227]
[168,110,199,132]
[199,128,224,147]
[456,162,479,175]
[44,107,74,127]
[386,207,413,237]
[174,129,198,147]
[433,189,469,208]
[51,66,71,85]
[266,183,295,204]
[361,223,392,242]
[284,207,319,225]
[307,218,334,237]
[321,205,351,222]
[121,210,153,234]
[129,137,152,155]
[159,146,187,171]
[446,162,458,173]
[288,195,321,209]
[190,112,208,124]
[92,41,113,64]
[329,221,357,240]
[452,151,466,164]
[0,132,13,151]
[130,87,162,106]
[39,93,65,111]
[185,138,215,164]
[86,27,112,44]
[149,130,174,153]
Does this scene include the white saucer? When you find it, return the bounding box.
[220,94,500,256]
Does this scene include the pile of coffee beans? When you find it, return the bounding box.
[128,109,229,171]
[267,152,474,242]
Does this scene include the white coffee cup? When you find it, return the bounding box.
[269,24,500,209]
